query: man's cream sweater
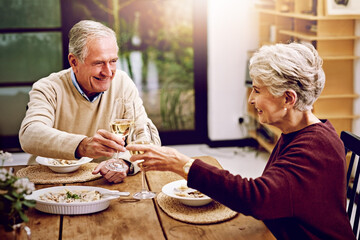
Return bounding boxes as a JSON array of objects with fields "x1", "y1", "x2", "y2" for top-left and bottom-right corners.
[{"x1": 19, "y1": 68, "x2": 160, "y2": 165}]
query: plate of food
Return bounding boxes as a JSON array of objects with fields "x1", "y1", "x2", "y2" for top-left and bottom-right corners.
[
  {"x1": 25, "y1": 186, "x2": 130, "y2": 215},
  {"x1": 162, "y1": 179, "x2": 212, "y2": 207},
  {"x1": 36, "y1": 156, "x2": 93, "y2": 173}
]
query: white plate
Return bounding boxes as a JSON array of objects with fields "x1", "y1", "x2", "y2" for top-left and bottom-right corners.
[
  {"x1": 36, "y1": 157, "x2": 92, "y2": 173},
  {"x1": 25, "y1": 186, "x2": 128, "y2": 215},
  {"x1": 162, "y1": 179, "x2": 212, "y2": 207}
]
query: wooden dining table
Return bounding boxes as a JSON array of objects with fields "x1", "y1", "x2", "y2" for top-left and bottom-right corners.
[{"x1": 2, "y1": 156, "x2": 275, "y2": 240}]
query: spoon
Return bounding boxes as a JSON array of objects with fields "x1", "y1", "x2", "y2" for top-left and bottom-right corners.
[{"x1": 102, "y1": 190, "x2": 130, "y2": 198}]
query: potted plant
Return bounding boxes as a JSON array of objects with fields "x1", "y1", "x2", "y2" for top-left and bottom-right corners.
[{"x1": 0, "y1": 150, "x2": 35, "y2": 236}]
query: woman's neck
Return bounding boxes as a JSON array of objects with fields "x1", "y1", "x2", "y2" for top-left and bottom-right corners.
[{"x1": 278, "y1": 110, "x2": 320, "y2": 134}]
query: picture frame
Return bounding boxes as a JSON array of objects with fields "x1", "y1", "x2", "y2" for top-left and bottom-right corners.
[{"x1": 326, "y1": 0, "x2": 360, "y2": 16}]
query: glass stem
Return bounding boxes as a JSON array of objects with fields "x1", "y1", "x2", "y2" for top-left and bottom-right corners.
[
  {"x1": 141, "y1": 170, "x2": 147, "y2": 192},
  {"x1": 115, "y1": 151, "x2": 126, "y2": 169}
]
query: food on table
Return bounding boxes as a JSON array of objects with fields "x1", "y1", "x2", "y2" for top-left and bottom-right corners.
[
  {"x1": 39, "y1": 189, "x2": 102, "y2": 203},
  {"x1": 50, "y1": 159, "x2": 78, "y2": 165},
  {"x1": 174, "y1": 184, "x2": 206, "y2": 198}
]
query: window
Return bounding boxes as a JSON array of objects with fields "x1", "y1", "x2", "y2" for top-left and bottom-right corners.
[
  {"x1": 0, "y1": 0, "x2": 207, "y2": 150},
  {"x1": 61, "y1": 0, "x2": 208, "y2": 145},
  {"x1": 0, "y1": 0, "x2": 63, "y2": 150}
]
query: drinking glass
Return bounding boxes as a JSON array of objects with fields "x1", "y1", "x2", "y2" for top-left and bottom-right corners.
[
  {"x1": 106, "y1": 99, "x2": 135, "y2": 172},
  {"x1": 128, "y1": 123, "x2": 156, "y2": 199}
]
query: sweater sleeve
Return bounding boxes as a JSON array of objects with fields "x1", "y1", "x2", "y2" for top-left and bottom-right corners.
[
  {"x1": 187, "y1": 159, "x2": 292, "y2": 220},
  {"x1": 19, "y1": 77, "x2": 87, "y2": 160},
  {"x1": 188, "y1": 125, "x2": 347, "y2": 222}
]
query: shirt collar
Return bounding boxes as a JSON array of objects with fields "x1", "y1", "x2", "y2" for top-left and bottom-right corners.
[{"x1": 71, "y1": 69, "x2": 103, "y2": 102}]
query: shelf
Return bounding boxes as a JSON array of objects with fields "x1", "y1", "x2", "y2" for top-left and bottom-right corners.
[
  {"x1": 258, "y1": 9, "x2": 317, "y2": 20},
  {"x1": 254, "y1": 0, "x2": 359, "y2": 152},
  {"x1": 318, "y1": 94, "x2": 360, "y2": 99},
  {"x1": 255, "y1": 52, "x2": 360, "y2": 62},
  {"x1": 279, "y1": 30, "x2": 360, "y2": 41},
  {"x1": 257, "y1": 9, "x2": 360, "y2": 20},
  {"x1": 249, "y1": 130, "x2": 276, "y2": 153},
  {"x1": 254, "y1": 1, "x2": 275, "y2": 9},
  {"x1": 314, "y1": 114, "x2": 360, "y2": 120},
  {"x1": 247, "y1": 112, "x2": 282, "y2": 137},
  {"x1": 322, "y1": 56, "x2": 360, "y2": 60},
  {"x1": 263, "y1": 124, "x2": 282, "y2": 137}
]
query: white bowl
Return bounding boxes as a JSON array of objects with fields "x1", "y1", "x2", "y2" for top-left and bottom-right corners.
[
  {"x1": 25, "y1": 186, "x2": 128, "y2": 215},
  {"x1": 162, "y1": 179, "x2": 212, "y2": 207},
  {"x1": 36, "y1": 157, "x2": 93, "y2": 173}
]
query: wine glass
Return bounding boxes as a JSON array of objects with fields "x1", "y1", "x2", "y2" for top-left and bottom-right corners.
[
  {"x1": 128, "y1": 122, "x2": 156, "y2": 199},
  {"x1": 106, "y1": 99, "x2": 135, "y2": 172}
]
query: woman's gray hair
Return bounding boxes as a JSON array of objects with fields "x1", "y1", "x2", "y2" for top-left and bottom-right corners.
[
  {"x1": 68, "y1": 20, "x2": 117, "y2": 62},
  {"x1": 249, "y1": 42, "x2": 325, "y2": 111}
]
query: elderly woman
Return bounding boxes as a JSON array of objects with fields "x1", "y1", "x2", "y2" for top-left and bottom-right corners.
[{"x1": 126, "y1": 42, "x2": 355, "y2": 240}]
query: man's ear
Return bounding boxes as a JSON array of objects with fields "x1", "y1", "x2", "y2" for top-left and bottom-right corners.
[
  {"x1": 284, "y1": 90, "x2": 297, "y2": 107},
  {"x1": 68, "y1": 53, "x2": 78, "y2": 72}
]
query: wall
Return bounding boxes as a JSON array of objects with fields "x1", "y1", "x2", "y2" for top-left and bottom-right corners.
[
  {"x1": 207, "y1": 2, "x2": 360, "y2": 141},
  {"x1": 207, "y1": 0, "x2": 258, "y2": 141}
]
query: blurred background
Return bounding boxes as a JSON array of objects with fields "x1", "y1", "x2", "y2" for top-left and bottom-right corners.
[
  {"x1": 0, "y1": 0, "x2": 258, "y2": 152},
  {"x1": 0, "y1": 0, "x2": 359, "y2": 154}
]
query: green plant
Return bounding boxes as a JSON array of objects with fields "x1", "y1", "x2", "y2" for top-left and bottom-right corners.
[
  {"x1": 151, "y1": 41, "x2": 194, "y2": 130},
  {"x1": 68, "y1": 0, "x2": 195, "y2": 131},
  {"x1": 0, "y1": 151, "x2": 35, "y2": 231}
]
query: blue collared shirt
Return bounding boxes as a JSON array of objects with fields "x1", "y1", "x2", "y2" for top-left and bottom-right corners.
[{"x1": 71, "y1": 69, "x2": 103, "y2": 102}]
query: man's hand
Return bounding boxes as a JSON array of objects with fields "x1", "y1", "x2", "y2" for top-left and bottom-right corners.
[
  {"x1": 75, "y1": 129, "x2": 126, "y2": 159},
  {"x1": 92, "y1": 159, "x2": 129, "y2": 183}
]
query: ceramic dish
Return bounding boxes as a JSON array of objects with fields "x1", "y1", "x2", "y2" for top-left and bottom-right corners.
[
  {"x1": 25, "y1": 186, "x2": 129, "y2": 215},
  {"x1": 162, "y1": 179, "x2": 212, "y2": 207},
  {"x1": 36, "y1": 156, "x2": 93, "y2": 173}
]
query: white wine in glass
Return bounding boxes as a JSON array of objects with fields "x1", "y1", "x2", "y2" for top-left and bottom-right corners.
[
  {"x1": 106, "y1": 99, "x2": 135, "y2": 172},
  {"x1": 110, "y1": 119, "x2": 133, "y2": 137},
  {"x1": 109, "y1": 99, "x2": 135, "y2": 138},
  {"x1": 128, "y1": 140, "x2": 152, "y2": 155},
  {"x1": 128, "y1": 123, "x2": 156, "y2": 199}
]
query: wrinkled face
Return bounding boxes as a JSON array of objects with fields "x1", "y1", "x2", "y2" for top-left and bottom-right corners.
[
  {"x1": 248, "y1": 82, "x2": 286, "y2": 126},
  {"x1": 69, "y1": 37, "x2": 119, "y2": 98}
]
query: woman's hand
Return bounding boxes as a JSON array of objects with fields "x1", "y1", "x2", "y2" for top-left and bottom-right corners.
[{"x1": 126, "y1": 144, "x2": 192, "y2": 178}]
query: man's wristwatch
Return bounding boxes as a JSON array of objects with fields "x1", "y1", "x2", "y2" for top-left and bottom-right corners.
[
  {"x1": 183, "y1": 159, "x2": 195, "y2": 179},
  {"x1": 128, "y1": 162, "x2": 134, "y2": 174},
  {"x1": 122, "y1": 160, "x2": 133, "y2": 174}
]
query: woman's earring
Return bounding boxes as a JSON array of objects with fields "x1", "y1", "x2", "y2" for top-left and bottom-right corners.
[{"x1": 284, "y1": 107, "x2": 287, "y2": 111}]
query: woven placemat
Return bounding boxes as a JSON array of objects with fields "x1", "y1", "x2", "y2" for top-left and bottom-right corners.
[
  {"x1": 16, "y1": 163, "x2": 102, "y2": 184},
  {"x1": 157, "y1": 192, "x2": 238, "y2": 224}
]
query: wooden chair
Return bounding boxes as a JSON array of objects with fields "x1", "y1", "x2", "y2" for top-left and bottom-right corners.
[{"x1": 341, "y1": 131, "x2": 360, "y2": 238}]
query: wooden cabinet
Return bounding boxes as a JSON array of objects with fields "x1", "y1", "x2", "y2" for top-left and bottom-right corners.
[{"x1": 250, "y1": 0, "x2": 360, "y2": 153}]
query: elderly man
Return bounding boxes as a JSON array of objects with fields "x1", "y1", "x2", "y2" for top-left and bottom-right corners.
[{"x1": 19, "y1": 20, "x2": 160, "y2": 183}]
